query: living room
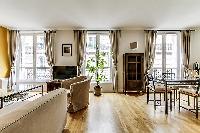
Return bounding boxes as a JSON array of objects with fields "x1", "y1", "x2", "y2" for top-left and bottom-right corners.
[{"x1": 1, "y1": 0, "x2": 200, "y2": 133}]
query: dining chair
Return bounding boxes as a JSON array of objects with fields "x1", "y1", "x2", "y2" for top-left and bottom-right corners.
[
  {"x1": 146, "y1": 73, "x2": 173, "y2": 111},
  {"x1": 162, "y1": 72, "x2": 177, "y2": 106},
  {"x1": 178, "y1": 85, "x2": 200, "y2": 118}
]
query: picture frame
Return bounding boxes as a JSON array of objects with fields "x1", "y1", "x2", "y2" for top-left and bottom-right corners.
[{"x1": 62, "y1": 44, "x2": 72, "y2": 56}]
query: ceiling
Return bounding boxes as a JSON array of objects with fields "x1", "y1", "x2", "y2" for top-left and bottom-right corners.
[{"x1": 1, "y1": 0, "x2": 200, "y2": 30}]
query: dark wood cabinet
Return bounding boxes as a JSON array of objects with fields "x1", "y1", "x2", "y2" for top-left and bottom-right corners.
[{"x1": 123, "y1": 53, "x2": 144, "y2": 94}]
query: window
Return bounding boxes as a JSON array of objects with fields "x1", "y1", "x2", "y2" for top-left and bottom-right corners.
[
  {"x1": 84, "y1": 32, "x2": 112, "y2": 82},
  {"x1": 16, "y1": 32, "x2": 51, "y2": 90},
  {"x1": 153, "y1": 32, "x2": 181, "y2": 79}
]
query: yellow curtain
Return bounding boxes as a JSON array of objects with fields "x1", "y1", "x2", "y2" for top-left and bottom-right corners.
[{"x1": 0, "y1": 26, "x2": 10, "y2": 78}]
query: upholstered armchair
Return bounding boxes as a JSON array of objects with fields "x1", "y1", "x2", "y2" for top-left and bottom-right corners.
[
  {"x1": 62, "y1": 76, "x2": 87, "y2": 89},
  {"x1": 62, "y1": 76, "x2": 91, "y2": 113}
]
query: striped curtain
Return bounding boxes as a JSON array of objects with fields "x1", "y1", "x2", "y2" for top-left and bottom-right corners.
[
  {"x1": 9, "y1": 30, "x2": 20, "y2": 90},
  {"x1": 181, "y1": 30, "x2": 191, "y2": 70},
  {"x1": 44, "y1": 30, "x2": 56, "y2": 66},
  {"x1": 74, "y1": 30, "x2": 87, "y2": 75},
  {"x1": 144, "y1": 30, "x2": 157, "y2": 84},
  {"x1": 9, "y1": 30, "x2": 20, "y2": 66},
  {"x1": 109, "y1": 30, "x2": 121, "y2": 92}
]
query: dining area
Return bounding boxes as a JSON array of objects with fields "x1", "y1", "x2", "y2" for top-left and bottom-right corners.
[{"x1": 146, "y1": 69, "x2": 200, "y2": 119}]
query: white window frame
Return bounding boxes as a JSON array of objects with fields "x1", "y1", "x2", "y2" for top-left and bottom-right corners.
[
  {"x1": 153, "y1": 31, "x2": 181, "y2": 79},
  {"x1": 83, "y1": 31, "x2": 113, "y2": 83},
  {"x1": 15, "y1": 31, "x2": 51, "y2": 90}
]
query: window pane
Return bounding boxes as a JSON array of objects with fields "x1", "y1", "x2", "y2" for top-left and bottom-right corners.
[
  {"x1": 84, "y1": 33, "x2": 112, "y2": 82},
  {"x1": 85, "y1": 53, "x2": 96, "y2": 65},
  {"x1": 86, "y1": 34, "x2": 96, "y2": 52},
  {"x1": 19, "y1": 33, "x2": 51, "y2": 83},
  {"x1": 36, "y1": 35, "x2": 49, "y2": 67},
  {"x1": 153, "y1": 34, "x2": 162, "y2": 69},
  {"x1": 101, "y1": 68, "x2": 111, "y2": 82},
  {"x1": 100, "y1": 35, "x2": 110, "y2": 52},
  {"x1": 36, "y1": 68, "x2": 51, "y2": 80},
  {"x1": 166, "y1": 34, "x2": 177, "y2": 68},
  {"x1": 19, "y1": 67, "x2": 34, "y2": 80},
  {"x1": 85, "y1": 69, "x2": 96, "y2": 82},
  {"x1": 166, "y1": 34, "x2": 177, "y2": 77},
  {"x1": 18, "y1": 84, "x2": 35, "y2": 91},
  {"x1": 152, "y1": 33, "x2": 179, "y2": 79},
  {"x1": 20, "y1": 35, "x2": 33, "y2": 67},
  {"x1": 102, "y1": 52, "x2": 111, "y2": 68}
]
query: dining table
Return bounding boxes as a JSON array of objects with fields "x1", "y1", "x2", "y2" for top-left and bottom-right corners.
[{"x1": 164, "y1": 79, "x2": 200, "y2": 114}]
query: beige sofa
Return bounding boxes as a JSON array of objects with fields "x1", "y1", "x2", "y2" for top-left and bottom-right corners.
[
  {"x1": 0, "y1": 88, "x2": 67, "y2": 133},
  {"x1": 62, "y1": 76, "x2": 91, "y2": 113}
]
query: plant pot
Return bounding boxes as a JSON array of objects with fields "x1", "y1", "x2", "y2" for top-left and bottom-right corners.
[{"x1": 94, "y1": 85, "x2": 102, "y2": 96}]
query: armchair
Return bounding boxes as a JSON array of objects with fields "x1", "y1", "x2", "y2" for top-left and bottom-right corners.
[{"x1": 62, "y1": 76, "x2": 91, "y2": 113}]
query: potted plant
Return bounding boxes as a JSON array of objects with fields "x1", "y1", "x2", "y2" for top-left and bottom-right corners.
[{"x1": 86, "y1": 50, "x2": 106, "y2": 96}]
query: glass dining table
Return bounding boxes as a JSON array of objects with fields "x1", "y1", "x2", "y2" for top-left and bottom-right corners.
[{"x1": 164, "y1": 79, "x2": 200, "y2": 114}]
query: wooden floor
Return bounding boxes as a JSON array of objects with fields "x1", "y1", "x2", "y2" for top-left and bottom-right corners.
[{"x1": 64, "y1": 93, "x2": 200, "y2": 133}]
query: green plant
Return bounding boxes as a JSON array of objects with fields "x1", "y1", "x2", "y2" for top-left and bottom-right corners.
[{"x1": 86, "y1": 51, "x2": 107, "y2": 86}]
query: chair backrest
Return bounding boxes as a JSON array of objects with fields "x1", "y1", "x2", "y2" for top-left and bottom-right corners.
[
  {"x1": 147, "y1": 74, "x2": 154, "y2": 81},
  {"x1": 162, "y1": 72, "x2": 175, "y2": 80}
]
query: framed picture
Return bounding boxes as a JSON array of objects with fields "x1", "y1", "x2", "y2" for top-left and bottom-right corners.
[{"x1": 62, "y1": 44, "x2": 72, "y2": 56}]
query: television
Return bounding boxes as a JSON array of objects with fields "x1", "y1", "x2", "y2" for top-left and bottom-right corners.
[{"x1": 53, "y1": 66, "x2": 78, "y2": 80}]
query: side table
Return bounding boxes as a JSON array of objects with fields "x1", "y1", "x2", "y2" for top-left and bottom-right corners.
[{"x1": 46, "y1": 81, "x2": 62, "y2": 92}]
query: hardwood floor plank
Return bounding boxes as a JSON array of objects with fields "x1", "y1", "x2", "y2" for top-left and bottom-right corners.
[{"x1": 64, "y1": 93, "x2": 200, "y2": 133}]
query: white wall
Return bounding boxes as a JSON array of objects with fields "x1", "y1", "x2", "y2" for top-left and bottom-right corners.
[
  {"x1": 118, "y1": 30, "x2": 145, "y2": 92},
  {"x1": 190, "y1": 30, "x2": 200, "y2": 67},
  {"x1": 54, "y1": 29, "x2": 200, "y2": 92},
  {"x1": 54, "y1": 30, "x2": 76, "y2": 66},
  {"x1": 54, "y1": 30, "x2": 146, "y2": 92}
]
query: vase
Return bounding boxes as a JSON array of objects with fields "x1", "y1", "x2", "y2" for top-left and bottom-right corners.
[{"x1": 94, "y1": 85, "x2": 101, "y2": 96}]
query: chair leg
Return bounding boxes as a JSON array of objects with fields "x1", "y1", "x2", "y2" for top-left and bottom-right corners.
[
  {"x1": 159, "y1": 93, "x2": 162, "y2": 105},
  {"x1": 173, "y1": 90, "x2": 176, "y2": 106},
  {"x1": 147, "y1": 87, "x2": 149, "y2": 104},
  {"x1": 188, "y1": 95, "x2": 190, "y2": 106},
  {"x1": 196, "y1": 96, "x2": 198, "y2": 119},
  {"x1": 194, "y1": 97, "x2": 196, "y2": 109},
  {"x1": 178, "y1": 91, "x2": 180, "y2": 112},
  {"x1": 164, "y1": 93, "x2": 165, "y2": 101},
  {"x1": 170, "y1": 92, "x2": 172, "y2": 111},
  {"x1": 176, "y1": 89, "x2": 178, "y2": 99},
  {"x1": 154, "y1": 92, "x2": 156, "y2": 110}
]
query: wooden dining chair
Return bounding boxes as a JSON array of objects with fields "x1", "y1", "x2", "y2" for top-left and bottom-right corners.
[{"x1": 178, "y1": 85, "x2": 200, "y2": 118}]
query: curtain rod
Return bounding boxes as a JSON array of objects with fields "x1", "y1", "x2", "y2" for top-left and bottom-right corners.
[
  {"x1": 87, "y1": 30, "x2": 110, "y2": 31},
  {"x1": 144, "y1": 30, "x2": 195, "y2": 32}
]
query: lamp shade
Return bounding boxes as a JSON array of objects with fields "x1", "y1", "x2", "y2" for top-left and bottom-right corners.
[{"x1": 130, "y1": 42, "x2": 137, "y2": 49}]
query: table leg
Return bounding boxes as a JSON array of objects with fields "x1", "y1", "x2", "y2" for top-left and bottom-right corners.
[
  {"x1": 42, "y1": 85, "x2": 44, "y2": 96},
  {"x1": 147, "y1": 86, "x2": 149, "y2": 104},
  {"x1": 0, "y1": 97, "x2": 3, "y2": 109},
  {"x1": 165, "y1": 81, "x2": 168, "y2": 114}
]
